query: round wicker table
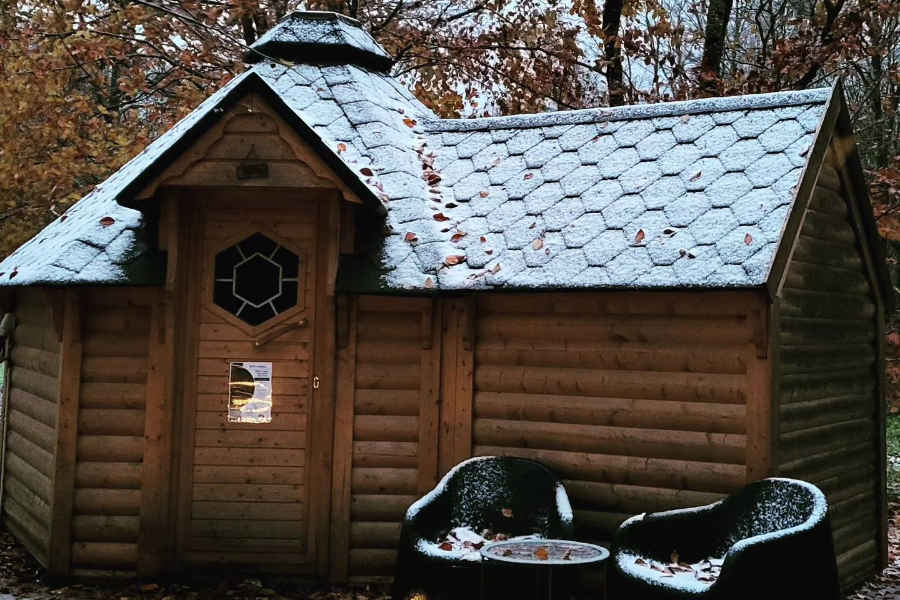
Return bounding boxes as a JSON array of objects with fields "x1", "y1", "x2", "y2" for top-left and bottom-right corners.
[{"x1": 479, "y1": 539, "x2": 609, "y2": 600}]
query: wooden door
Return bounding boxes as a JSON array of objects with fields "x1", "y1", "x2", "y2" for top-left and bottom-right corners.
[{"x1": 175, "y1": 195, "x2": 329, "y2": 571}]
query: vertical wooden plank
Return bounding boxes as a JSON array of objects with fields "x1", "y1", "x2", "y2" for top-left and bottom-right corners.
[
  {"x1": 453, "y1": 299, "x2": 475, "y2": 467},
  {"x1": 438, "y1": 302, "x2": 459, "y2": 476},
  {"x1": 876, "y1": 302, "x2": 888, "y2": 569},
  {"x1": 138, "y1": 293, "x2": 174, "y2": 576},
  {"x1": 47, "y1": 289, "x2": 82, "y2": 575},
  {"x1": 745, "y1": 297, "x2": 773, "y2": 482},
  {"x1": 173, "y1": 201, "x2": 204, "y2": 559},
  {"x1": 309, "y1": 197, "x2": 339, "y2": 573},
  {"x1": 418, "y1": 300, "x2": 441, "y2": 494},
  {"x1": 329, "y1": 296, "x2": 357, "y2": 582}
]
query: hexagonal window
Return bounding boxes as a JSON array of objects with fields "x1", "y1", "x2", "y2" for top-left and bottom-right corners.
[{"x1": 213, "y1": 233, "x2": 300, "y2": 327}]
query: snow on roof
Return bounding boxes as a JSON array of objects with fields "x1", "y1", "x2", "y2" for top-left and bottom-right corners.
[
  {"x1": 0, "y1": 10, "x2": 834, "y2": 292},
  {"x1": 244, "y1": 11, "x2": 393, "y2": 72}
]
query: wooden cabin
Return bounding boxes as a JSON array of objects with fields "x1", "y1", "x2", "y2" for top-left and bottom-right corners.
[{"x1": 0, "y1": 10, "x2": 890, "y2": 591}]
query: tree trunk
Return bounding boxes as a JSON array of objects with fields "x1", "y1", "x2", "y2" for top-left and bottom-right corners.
[
  {"x1": 603, "y1": 0, "x2": 626, "y2": 106},
  {"x1": 700, "y1": 0, "x2": 734, "y2": 89}
]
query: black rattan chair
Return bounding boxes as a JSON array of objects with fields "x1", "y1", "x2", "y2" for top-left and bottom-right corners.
[
  {"x1": 392, "y1": 456, "x2": 574, "y2": 600},
  {"x1": 608, "y1": 478, "x2": 841, "y2": 600}
]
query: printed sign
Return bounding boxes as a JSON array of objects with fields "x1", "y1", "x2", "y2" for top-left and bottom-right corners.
[{"x1": 228, "y1": 362, "x2": 273, "y2": 423}]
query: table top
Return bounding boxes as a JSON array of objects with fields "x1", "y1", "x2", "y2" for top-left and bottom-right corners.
[{"x1": 480, "y1": 539, "x2": 609, "y2": 566}]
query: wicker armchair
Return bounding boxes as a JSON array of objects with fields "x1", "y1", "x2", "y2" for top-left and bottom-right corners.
[{"x1": 609, "y1": 478, "x2": 841, "y2": 600}]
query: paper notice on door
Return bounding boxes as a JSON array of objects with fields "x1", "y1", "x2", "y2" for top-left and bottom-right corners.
[{"x1": 228, "y1": 362, "x2": 273, "y2": 423}]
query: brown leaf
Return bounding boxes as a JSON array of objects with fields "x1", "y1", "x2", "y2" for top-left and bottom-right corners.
[
  {"x1": 427, "y1": 173, "x2": 442, "y2": 185},
  {"x1": 439, "y1": 542, "x2": 453, "y2": 551},
  {"x1": 336, "y1": 142, "x2": 347, "y2": 153},
  {"x1": 534, "y1": 546, "x2": 549, "y2": 561},
  {"x1": 689, "y1": 171, "x2": 702, "y2": 182},
  {"x1": 450, "y1": 232, "x2": 466, "y2": 243},
  {"x1": 99, "y1": 216, "x2": 115, "y2": 227},
  {"x1": 635, "y1": 229, "x2": 645, "y2": 244},
  {"x1": 480, "y1": 236, "x2": 487, "y2": 243},
  {"x1": 360, "y1": 167, "x2": 375, "y2": 177},
  {"x1": 532, "y1": 238, "x2": 544, "y2": 250},
  {"x1": 524, "y1": 173, "x2": 534, "y2": 180},
  {"x1": 404, "y1": 232, "x2": 418, "y2": 243},
  {"x1": 485, "y1": 249, "x2": 493, "y2": 255},
  {"x1": 501, "y1": 508, "x2": 514, "y2": 518},
  {"x1": 424, "y1": 277, "x2": 434, "y2": 289},
  {"x1": 479, "y1": 190, "x2": 490, "y2": 198},
  {"x1": 444, "y1": 255, "x2": 465, "y2": 266},
  {"x1": 433, "y1": 213, "x2": 450, "y2": 222},
  {"x1": 403, "y1": 117, "x2": 418, "y2": 128},
  {"x1": 744, "y1": 233, "x2": 753, "y2": 245},
  {"x1": 490, "y1": 263, "x2": 502, "y2": 274}
]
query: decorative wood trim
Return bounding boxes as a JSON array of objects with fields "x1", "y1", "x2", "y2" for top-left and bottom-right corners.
[
  {"x1": 328, "y1": 295, "x2": 357, "y2": 582},
  {"x1": 138, "y1": 292, "x2": 175, "y2": 576},
  {"x1": 42, "y1": 290, "x2": 65, "y2": 342},
  {"x1": 309, "y1": 198, "x2": 339, "y2": 574},
  {"x1": 418, "y1": 300, "x2": 441, "y2": 494},
  {"x1": 768, "y1": 87, "x2": 842, "y2": 300},
  {"x1": 438, "y1": 302, "x2": 459, "y2": 476},
  {"x1": 47, "y1": 289, "x2": 82, "y2": 575},
  {"x1": 173, "y1": 202, "x2": 205, "y2": 560},
  {"x1": 745, "y1": 295, "x2": 773, "y2": 482},
  {"x1": 453, "y1": 300, "x2": 475, "y2": 466},
  {"x1": 768, "y1": 296, "x2": 782, "y2": 477}
]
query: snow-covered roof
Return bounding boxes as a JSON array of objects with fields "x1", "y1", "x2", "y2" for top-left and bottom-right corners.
[
  {"x1": 0, "y1": 11, "x2": 836, "y2": 292},
  {"x1": 244, "y1": 11, "x2": 393, "y2": 73}
]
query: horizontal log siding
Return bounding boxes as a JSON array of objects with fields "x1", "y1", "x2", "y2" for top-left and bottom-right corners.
[
  {"x1": 3, "y1": 289, "x2": 60, "y2": 565},
  {"x1": 71, "y1": 290, "x2": 152, "y2": 572},
  {"x1": 471, "y1": 293, "x2": 757, "y2": 547},
  {"x1": 777, "y1": 162, "x2": 879, "y2": 589},
  {"x1": 347, "y1": 297, "x2": 424, "y2": 578}
]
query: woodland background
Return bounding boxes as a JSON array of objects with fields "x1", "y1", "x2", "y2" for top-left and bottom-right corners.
[{"x1": 1, "y1": 0, "x2": 900, "y2": 397}]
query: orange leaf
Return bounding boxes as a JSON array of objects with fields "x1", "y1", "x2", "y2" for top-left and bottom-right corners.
[
  {"x1": 501, "y1": 508, "x2": 514, "y2": 518},
  {"x1": 439, "y1": 542, "x2": 453, "y2": 551},
  {"x1": 444, "y1": 255, "x2": 465, "y2": 266},
  {"x1": 337, "y1": 142, "x2": 347, "y2": 153},
  {"x1": 534, "y1": 547, "x2": 549, "y2": 561},
  {"x1": 635, "y1": 229, "x2": 645, "y2": 244},
  {"x1": 403, "y1": 117, "x2": 417, "y2": 128},
  {"x1": 479, "y1": 190, "x2": 490, "y2": 198}
]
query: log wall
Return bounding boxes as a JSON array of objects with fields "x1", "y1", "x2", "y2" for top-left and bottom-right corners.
[
  {"x1": 3, "y1": 289, "x2": 60, "y2": 565},
  {"x1": 332, "y1": 296, "x2": 439, "y2": 581},
  {"x1": 70, "y1": 289, "x2": 156, "y2": 574},
  {"x1": 469, "y1": 294, "x2": 763, "y2": 547},
  {"x1": 777, "y1": 160, "x2": 880, "y2": 588}
]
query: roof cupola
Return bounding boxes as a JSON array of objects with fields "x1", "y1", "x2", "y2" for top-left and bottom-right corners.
[{"x1": 243, "y1": 11, "x2": 393, "y2": 73}]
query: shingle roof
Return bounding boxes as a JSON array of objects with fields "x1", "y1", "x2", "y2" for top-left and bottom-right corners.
[
  {"x1": 425, "y1": 89, "x2": 831, "y2": 290},
  {"x1": 0, "y1": 11, "x2": 834, "y2": 292}
]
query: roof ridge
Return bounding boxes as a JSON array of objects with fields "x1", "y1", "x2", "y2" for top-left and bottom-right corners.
[{"x1": 425, "y1": 87, "x2": 833, "y2": 133}]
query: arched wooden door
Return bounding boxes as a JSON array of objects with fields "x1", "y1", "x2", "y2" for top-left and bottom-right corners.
[{"x1": 173, "y1": 192, "x2": 335, "y2": 573}]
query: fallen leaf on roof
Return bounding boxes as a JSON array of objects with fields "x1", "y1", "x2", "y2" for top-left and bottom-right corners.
[
  {"x1": 403, "y1": 117, "x2": 417, "y2": 128},
  {"x1": 744, "y1": 233, "x2": 753, "y2": 245},
  {"x1": 360, "y1": 167, "x2": 374, "y2": 177},
  {"x1": 434, "y1": 213, "x2": 450, "y2": 222},
  {"x1": 451, "y1": 232, "x2": 466, "y2": 243},
  {"x1": 480, "y1": 191, "x2": 490, "y2": 198},
  {"x1": 490, "y1": 263, "x2": 502, "y2": 274},
  {"x1": 337, "y1": 143, "x2": 347, "y2": 153},
  {"x1": 524, "y1": 173, "x2": 534, "y2": 180},
  {"x1": 501, "y1": 508, "x2": 514, "y2": 517},
  {"x1": 404, "y1": 232, "x2": 418, "y2": 243},
  {"x1": 425, "y1": 277, "x2": 434, "y2": 289},
  {"x1": 534, "y1": 547, "x2": 549, "y2": 561},
  {"x1": 444, "y1": 255, "x2": 465, "y2": 266},
  {"x1": 99, "y1": 216, "x2": 115, "y2": 227},
  {"x1": 532, "y1": 238, "x2": 544, "y2": 250},
  {"x1": 690, "y1": 171, "x2": 702, "y2": 182},
  {"x1": 635, "y1": 229, "x2": 645, "y2": 244}
]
